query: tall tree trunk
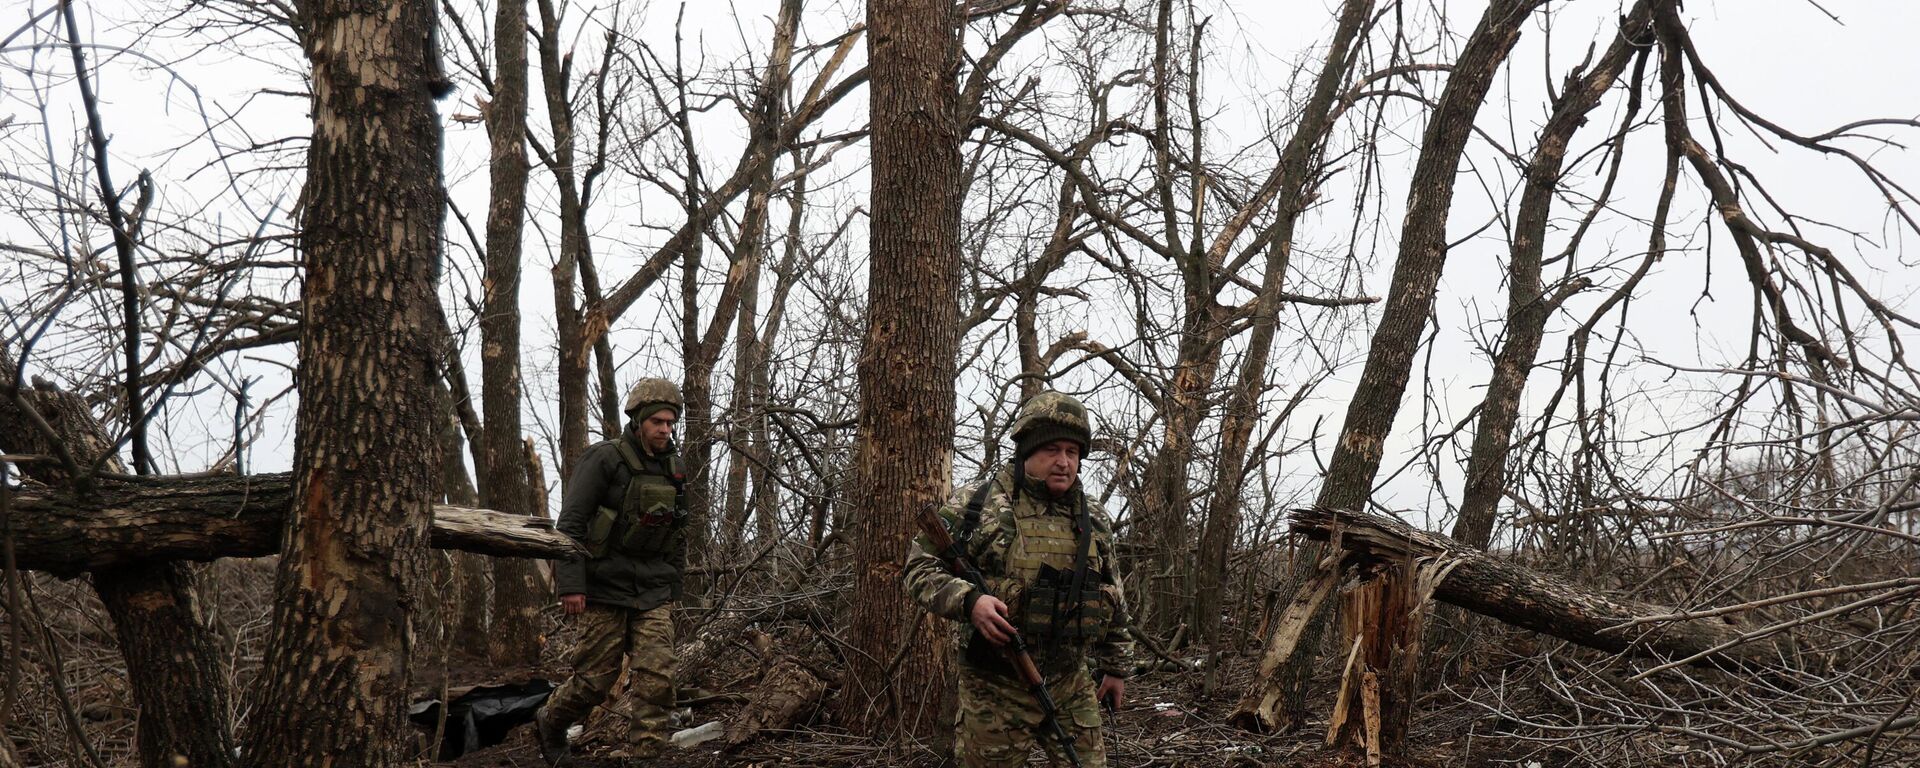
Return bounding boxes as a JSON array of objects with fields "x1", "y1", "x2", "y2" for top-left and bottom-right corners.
[
  {"x1": 93, "y1": 565, "x2": 236, "y2": 768},
  {"x1": 430, "y1": 374, "x2": 491, "y2": 657},
  {"x1": 1250, "y1": 0, "x2": 1548, "y2": 733},
  {"x1": 1133, "y1": 0, "x2": 1198, "y2": 636},
  {"x1": 721, "y1": 250, "x2": 764, "y2": 555},
  {"x1": 719, "y1": 156, "x2": 778, "y2": 556},
  {"x1": 484, "y1": 0, "x2": 544, "y2": 666},
  {"x1": 535, "y1": 0, "x2": 592, "y2": 482},
  {"x1": 244, "y1": 0, "x2": 445, "y2": 760},
  {"x1": 833, "y1": 0, "x2": 961, "y2": 738},
  {"x1": 748, "y1": 174, "x2": 811, "y2": 546},
  {"x1": 0, "y1": 354, "x2": 236, "y2": 768},
  {"x1": 1453, "y1": 0, "x2": 1653, "y2": 552},
  {"x1": 1194, "y1": 0, "x2": 1373, "y2": 687},
  {"x1": 682, "y1": 0, "x2": 798, "y2": 564}
]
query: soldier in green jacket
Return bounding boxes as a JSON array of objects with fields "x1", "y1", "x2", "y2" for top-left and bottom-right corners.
[
  {"x1": 535, "y1": 377, "x2": 690, "y2": 765},
  {"x1": 905, "y1": 391, "x2": 1133, "y2": 767}
]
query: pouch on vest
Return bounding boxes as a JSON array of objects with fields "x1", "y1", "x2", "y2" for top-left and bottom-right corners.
[
  {"x1": 614, "y1": 473, "x2": 681, "y2": 557},
  {"x1": 585, "y1": 505, "x2": 622, "y2": 559},
  {"x1": 610, "y1": 441, "x2": 686, "y2": 558},
  {"x1": 1017, "y1": 563, "x2": 1110, "y2": 652}
]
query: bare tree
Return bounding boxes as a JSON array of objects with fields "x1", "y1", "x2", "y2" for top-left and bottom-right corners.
[
  {"x1": 1246, "y1": 0, "x2": 1551, "y2": 733},
  {"x1": 477, "y1": 0, "x2": 545, "y2": 666},
  {"x1": 834, "y1": 0, "x2": 963, "y2": 739},
  {"x1": 241, "y1": 0, "x2": 446, "y2": 761}
]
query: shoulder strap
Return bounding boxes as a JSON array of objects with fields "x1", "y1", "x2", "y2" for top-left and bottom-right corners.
[
  {"x1": 955, "y1": 475, "x2": 997, "y2": 548},
  {"x1": 613, "y1": 439, "x2": 647, "y2": 473},
  {"x1": 1066, "y1": 491, "x2": 1094, "y2": 616}
]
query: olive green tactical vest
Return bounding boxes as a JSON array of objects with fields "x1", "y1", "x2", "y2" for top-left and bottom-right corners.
[
  {"x1": 971, "y1": 478, "x2": 1112, "y2": 662},
  {"x1": 586, "y1": 439, "x2": 686, "y2": 559}
]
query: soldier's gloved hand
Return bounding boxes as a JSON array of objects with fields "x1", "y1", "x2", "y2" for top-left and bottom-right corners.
[
  {"x1": 970, "y1": 594, "x2": 1018, "y2": 646},
  {"x1": 560, "y1": 593, "x2": 586, "y2": 615}
]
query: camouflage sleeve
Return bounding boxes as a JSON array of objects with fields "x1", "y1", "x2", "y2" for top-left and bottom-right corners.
[
  {"x1": 1092, "y1": 534, "x2": 1134, "y2": 678},
  {"x1": 554, "y1": 443, "x2": 612, "y2": 596},
  {"x1": 902, "y1": 505, "x2": 979, "y2": 623}
]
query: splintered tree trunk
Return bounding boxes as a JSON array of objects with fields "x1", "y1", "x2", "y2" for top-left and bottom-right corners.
[
  {"x1": 833, "y1": 0, "x2": 961, "y2": 738},
  {"x1": 1325, "y1": 560, "x2": 1429, "y2": 765},
  {"x1": 483, "y1": 0, "x2": 543, "y2": 667},
  {"x1": 1258, "y1": 0, "x2": 1548, "y2": 732},
  {"x1": 0, "y1": 353, "x2": 236, "y2": 768},
  {"x1": 244, "y1": 0, "x2": 445, "y2": 762},
  {"x1": 1292, "y1": 507, "x2": 1782, "y2": 671}
]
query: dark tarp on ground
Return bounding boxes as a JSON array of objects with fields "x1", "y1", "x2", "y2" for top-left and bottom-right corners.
[{"x1": 408, "y1": 679, "x2": 556, "y2": 759}]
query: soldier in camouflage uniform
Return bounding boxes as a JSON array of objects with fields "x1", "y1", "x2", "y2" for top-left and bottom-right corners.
[
  {"x1": 906, "y1": 391, "x2": 1133, "y2": 767},
  {"x1": 534, "y1": 378, "x2": 691, "y2": 765}
]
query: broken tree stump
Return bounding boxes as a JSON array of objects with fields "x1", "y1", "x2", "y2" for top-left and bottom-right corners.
[
  {"x1": 1229, "y1": 551, "x2": 1342, "y2": 734},
  {"x1": 1324, "y1": 553, "x2": 1454, "y2": 766},
  {"x1": 722, "y1": 657, "x2": 829, "y2": 748},
  {"x1": 1287, "y1": 507, "x2": 1781, "y2": 671},
  {"x1": 8, "y1": 473, "x2": 580, "y2": 576}
]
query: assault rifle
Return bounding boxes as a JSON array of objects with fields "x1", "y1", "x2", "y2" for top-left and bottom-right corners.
[{"x1": 915, "y1": 504, "x2": 1083, "y2": 768}]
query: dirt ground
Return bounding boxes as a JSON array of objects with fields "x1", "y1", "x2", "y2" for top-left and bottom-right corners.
[{"x1": 437, "y1": 654, "x2": 1558, "y2": 768}]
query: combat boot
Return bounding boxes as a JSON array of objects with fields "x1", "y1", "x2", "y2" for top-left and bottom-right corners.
[{"x1": 533, "y1": 705, "x2": 569, "y2": 766}]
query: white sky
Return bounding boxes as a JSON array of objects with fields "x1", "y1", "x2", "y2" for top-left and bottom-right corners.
[{"x1": 4, "y1": 0, "x2": 1918, "y2": 537}]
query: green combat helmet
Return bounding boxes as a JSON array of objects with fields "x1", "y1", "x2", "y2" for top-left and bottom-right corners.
[
  {"x1": 623, "y1": 378, "x2": 683, "y2": 422},
  {"x1": 1010, "y1": 390, "x2": 1094, "y2": 461}
]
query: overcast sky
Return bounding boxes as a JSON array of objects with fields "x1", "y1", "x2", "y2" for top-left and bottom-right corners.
[{"x1": 4, "y1": 0, "x2": 1917, "y2": 534}]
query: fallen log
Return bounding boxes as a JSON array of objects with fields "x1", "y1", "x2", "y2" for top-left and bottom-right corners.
[
  {"x1": 723, "y1": 657, "x2": 829, "y2": 748},
  {"x1": 1288, "y1": 507, "x2": 1781, "y2": 672},
  {"x1": 9, "y1": 473, "x2": 579, "y2": 576}
]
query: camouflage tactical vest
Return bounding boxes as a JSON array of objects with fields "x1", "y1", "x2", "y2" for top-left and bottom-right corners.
[
  {"x1": 585, "y1": 439, "x2": 687, "y2": 559},
  {"x1": 966, "y1": 475, "x2": 1112, "y2": 668}
]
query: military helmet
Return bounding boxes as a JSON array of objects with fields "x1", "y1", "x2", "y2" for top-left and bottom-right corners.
[
  {"x1": 1010, "y1": 390, "x2": 1094, "y2": 460},
  {"x1": 623, "y1": 377, "x2": 683, "y2": 416}
]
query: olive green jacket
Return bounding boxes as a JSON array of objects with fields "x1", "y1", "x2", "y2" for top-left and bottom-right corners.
[
  {"x1": 904, "y1": 467, "x2": 1133, "y2": 678},
  {"x1": 555, "y1": 435, "x2": 687, "y2": 611}
]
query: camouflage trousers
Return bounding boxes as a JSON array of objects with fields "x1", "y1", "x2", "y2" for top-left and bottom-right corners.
[
  {"x1": 955, "y1": 663, "x2": 1105, "y2": 767},
  {"x1": 544, "y1": 603, "x2": 676, "y2": 756}
]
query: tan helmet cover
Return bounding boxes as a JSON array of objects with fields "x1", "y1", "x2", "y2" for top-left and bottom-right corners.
[{"x1": 622, "y1": 377, "x2": 684, "y2": 416}]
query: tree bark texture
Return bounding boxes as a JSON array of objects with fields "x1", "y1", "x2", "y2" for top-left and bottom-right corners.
[
  {"x1": 1290, "y1": 507, "x2": 1780, "y2": 671},
  {"x1": 0, "y1": 353, "x2": 236, "y2": 768},
  {"x1": 483, "y1": 0, "x2": 544, "y2": 667},
  {"x1": 534, "y1": 0, "x2": 593, "y2": 485},
  {"x1": 245, "y1": 0, "x2": 446, "y2": 760},
  {"x1": 1267, "y1": 0, "x2": 1548, "y2": 725},
  {"x1": 833, "y1": 0, "x2": 962, "y2": 738},
  {"x1": 93, "y1": 564, "x2": 237, "y2": 768},
  {"x1": 7, "y1": 475, "x2": 577, "y2": 575}
]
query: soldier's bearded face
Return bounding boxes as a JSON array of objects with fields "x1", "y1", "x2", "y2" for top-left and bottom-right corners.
[
  {"x1": 639, "y1": 410, "x2": 677, "y2": 454},
  {"x1": 1023, "y1": 440, "x2": 1081, "y2": 495}
]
